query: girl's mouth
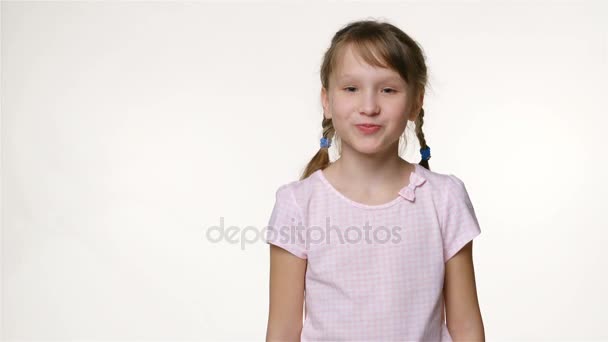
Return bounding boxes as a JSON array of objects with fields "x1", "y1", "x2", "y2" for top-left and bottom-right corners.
[{"x1": 355, "y1": 124, "x2": 381, "y2": 134}]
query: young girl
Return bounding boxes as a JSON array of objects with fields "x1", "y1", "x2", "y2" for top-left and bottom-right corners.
[{"x1": 265, "y1": 19, "x2": 484, "y2": 342}]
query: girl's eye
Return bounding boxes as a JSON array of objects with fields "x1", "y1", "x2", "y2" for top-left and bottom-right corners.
[{"x1": 343, "y1": 87, "x2": 397, "y2": 94}]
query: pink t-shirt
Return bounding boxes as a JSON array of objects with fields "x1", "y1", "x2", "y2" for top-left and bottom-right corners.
[{"x1": 264, "y1": 163, "x2": 482, "y2": 341}]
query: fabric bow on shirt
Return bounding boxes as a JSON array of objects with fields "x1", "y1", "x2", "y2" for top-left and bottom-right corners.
[{"x1": 398, "y1": 171, "x2": 427, "y2": 202}]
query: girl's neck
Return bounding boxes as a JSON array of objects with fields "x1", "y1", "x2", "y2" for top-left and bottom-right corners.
[{"x1": 326, "y1": 155, "x2": 413, "y2": 190}]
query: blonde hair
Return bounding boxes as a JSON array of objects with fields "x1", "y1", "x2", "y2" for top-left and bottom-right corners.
[{"x1": 300, "y1": 19, "x2": 430, "y2": 180}]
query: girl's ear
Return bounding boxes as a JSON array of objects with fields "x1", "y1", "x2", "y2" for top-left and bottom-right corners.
[
  {"x1": 321, "y1": 87, "x2": 332, "y2": 119},
  {"x1": 408, "y1": 90, "x2": 425, "y2": 122},
  {"x1": 407, "y1": 110, "x2": 417, "y2": 122},
  {"x1": 407, "y1": 105, "x2": 419, "y2": 122}
]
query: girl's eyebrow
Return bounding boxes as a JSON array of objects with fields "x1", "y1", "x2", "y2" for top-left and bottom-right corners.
[{"x1": 338, "y1": 74, "x2": 403, "y2": 83}]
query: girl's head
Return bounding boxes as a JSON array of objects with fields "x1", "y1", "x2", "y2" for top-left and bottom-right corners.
[{"x1": 301, "y1": 19, "x2": 430, "y2": 180}]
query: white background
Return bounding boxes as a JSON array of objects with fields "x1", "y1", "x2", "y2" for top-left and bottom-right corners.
[{"x1": 2, "y1": 0, "x2": 607, "y2": 340}]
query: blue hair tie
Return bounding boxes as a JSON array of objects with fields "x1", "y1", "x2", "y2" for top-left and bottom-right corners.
[
  {"x1": 320, "y1": 137, "x2": 332, "y2": 148},
  {"x1": 420, "y1": 146, "x2": 431, "y2": 161}
]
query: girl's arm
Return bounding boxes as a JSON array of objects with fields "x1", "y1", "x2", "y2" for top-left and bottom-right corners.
[
  {"x1": 266, "y1": 244, "x2": 307, "y2": 342},
  {"x1": 444, "y1": 241, "x2": 485, "y2": 341}
]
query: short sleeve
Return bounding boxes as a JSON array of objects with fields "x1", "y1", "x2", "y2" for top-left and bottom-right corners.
[
  {"x1": 264, "y1": 184, "x2": 308, "y2": 259},
  {"x1": 440, "y1": 174, "x2": 482, "y2": 263}
]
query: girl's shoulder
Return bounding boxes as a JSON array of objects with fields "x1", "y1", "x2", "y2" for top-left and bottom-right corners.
[
  {"x1": 413, "y1": 164, "x2": 473, "y2": 196},
  {"x1": 410, "y1": 163, "x2": 459, "y2": 186},
  {"x1": 272, "y1": 170, "x2": 319, "y2": 206}
]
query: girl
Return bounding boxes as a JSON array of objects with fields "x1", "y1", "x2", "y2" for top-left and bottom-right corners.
[{"x1": 265, "y1": 19, "x2": 484, "y2": 342}]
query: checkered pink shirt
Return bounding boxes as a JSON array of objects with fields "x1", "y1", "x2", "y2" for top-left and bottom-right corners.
[{"x1": 265, "y1": 163, "x2": 481, "y2": 341}]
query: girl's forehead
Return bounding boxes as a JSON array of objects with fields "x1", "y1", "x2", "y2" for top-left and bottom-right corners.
[
  {"x1": 338, "y1": 45, "x2": 384, "y2": 68},
  {"x1": 334, "y1": 45, "x2": 401, "y2": 81},
  {"x1": 335, "y1": 66, "x2": 402, "y2": 81}
]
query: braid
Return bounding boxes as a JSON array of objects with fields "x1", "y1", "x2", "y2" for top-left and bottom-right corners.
[
  {"x1": 300, "y1": 116, "x2": 335, "y2": 180},
  {"x1": 415, "y1": 108, "x2": 431, "y2": 170},
  {"x1": 322, "y1": 117, "x2": 335, "y2": 141}
]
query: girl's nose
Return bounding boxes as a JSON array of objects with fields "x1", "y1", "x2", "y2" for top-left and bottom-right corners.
[{"x1": 359, "y1": 93, "x2": 380, "y2": 116}]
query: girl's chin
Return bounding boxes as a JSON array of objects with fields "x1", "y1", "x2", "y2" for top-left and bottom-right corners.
[{"x1": 345, "y1": 140, "x2": 390, "y2": 154}]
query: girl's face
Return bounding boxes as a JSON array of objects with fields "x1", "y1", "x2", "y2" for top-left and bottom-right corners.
[{"x1": 321, "y1": 45, "x2": 421, "y2": 156}]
